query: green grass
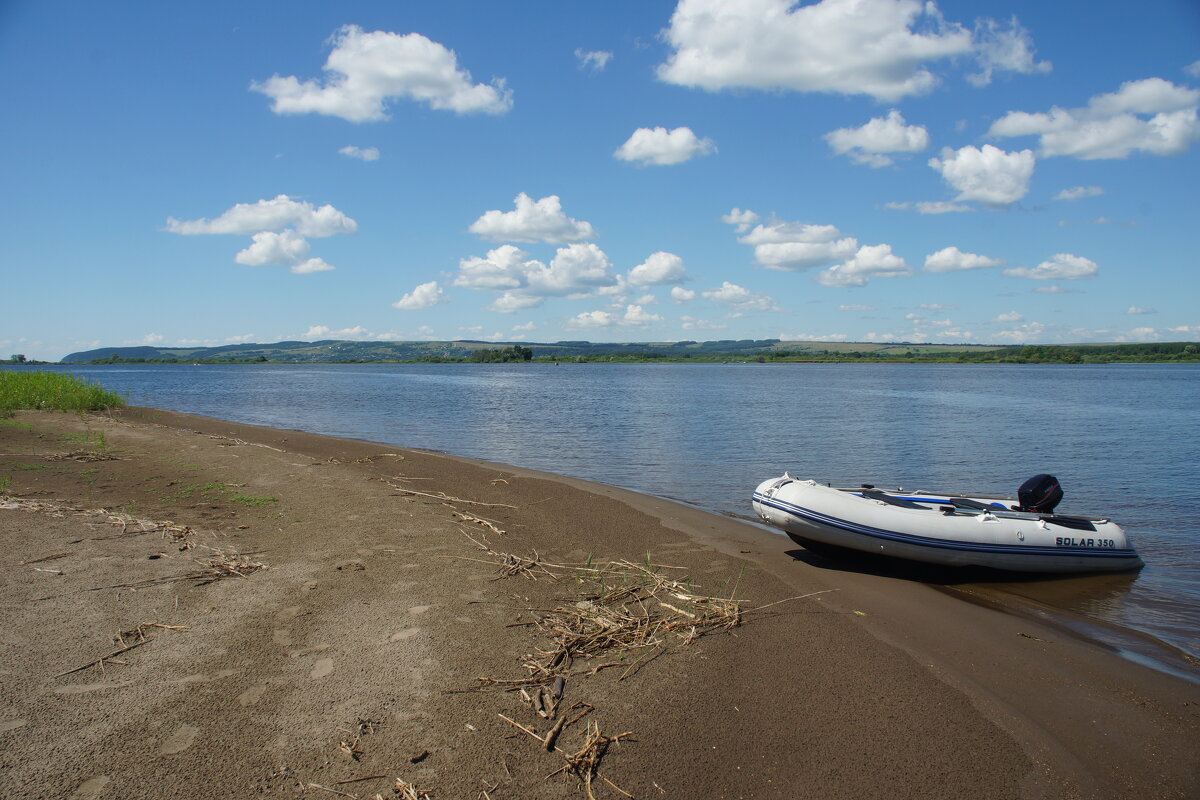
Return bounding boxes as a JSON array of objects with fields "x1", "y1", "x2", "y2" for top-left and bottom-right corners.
[
  {"x1": 231, "y1": 494, "x2": 279, "y2": 507},
  {"x1": 0, "y1": 371, "x2": 125, "y2": 418}
]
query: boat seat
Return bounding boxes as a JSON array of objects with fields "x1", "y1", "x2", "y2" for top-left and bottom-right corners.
[{"x1": 861, "y1": 490, "x2": 929, "y2": 510}]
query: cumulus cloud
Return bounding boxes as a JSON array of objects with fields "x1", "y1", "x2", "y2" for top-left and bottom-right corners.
[
  {"x1": 928, "y1": 144, "x2": 1035, "y2": 206},
  {"x1": 1127, "y1": 306, "x2": 1156, "y2": 315},
  {"x1": 839, "y1": 304, "x2": 874, "y2": 311},
  {"x1": 993, "y1": 311, "x2": 1023, "y2": 323},
  {"x1": 339, "y1": 145, "x2": 380, "y2": 161},
  {"x1": 614, "y1": 126, "x2": 716, "y2": 166},
  {"x1": 884, "y1": 200, "x2": 972, "y2": 214},
  {"x1": 671, "y1": 287, "x2": 696, "y2": 302},
  {"x1": 721, "y1": 208, "x2": 760, "y2": 233},
  {"x1": 575, "y1": 49, "x2": 612, "y2": 72},
  {"x1": 989, "y1": 77, "x2": 1200, "y2": 159},
  {"x1": 817, "y1": 244, "x2": 911, "y2": 287},
  {"x1": 702, "y1": 282, "x2": 780, "y2": 311},
  {"x1": 923, "y1": 246, "x2": 1005, "y2": 273},
  {"x1": 1004, "y1": 253, "x2": 1099, "y2": 280},
  {"x1": 967, "y1": 16, "x2": 1051, "y2": 87},
  {"x1": 167, "y1": 194, "x2": 355, "y2": 273},
  {"x1": 738, "y1": 221, "x2": 857, "y2": 271},
  {"x1": 251, "y1": 25, "x2": 512, "y2": 122},
  {"x1": 1054, "y1": 185, "x2": 1103, "y2": 201},
  {"x1": 166, "y1": 194, "x2": 357, "y2": 237},
  {"x1": 454, "y1": 243, "x2": 618, "y2": 309},
  {"x1": 824, "y1": 110, "x2": 929, "y2": 167},
  {"x1": 469, "y1": 193, "x2": 595, "y2": 243},
  {"x1": 656, "y1": 0, "x2": 973, "y2": 102},
  {"x1": 994, "y1": 321, "x2": 1047, "y2": 343},
  {"x1": 568, "y1": 304, "x2": 663, "y2": 329},
  {"x1": 628, "y1": 251, "x2": 686, "y2": 286},
  {"x1": 392, "y1": 281, "x2": 447, "y2": 310}
]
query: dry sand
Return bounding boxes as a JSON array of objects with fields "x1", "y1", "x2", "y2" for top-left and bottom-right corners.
[{"x1": 0, "y1": 407, "x2": 1196, "y2": 800}]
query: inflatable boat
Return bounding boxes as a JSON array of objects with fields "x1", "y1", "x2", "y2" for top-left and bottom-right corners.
[{"x1": 752, "y1": 473, "x2": 1143, "y2": 573}]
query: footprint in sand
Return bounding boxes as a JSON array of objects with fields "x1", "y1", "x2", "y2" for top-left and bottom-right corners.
[
  {"x1": 160, "y1": 724, "x2": 199, "y2": 755},
  {"x1": 408, "y1": 604, "x2": 432, "y2": 615},
  {"x1": 0, "y1": 719, "x2": 27, "y2": 734},
  {"x1": 68, "y1": 776, "x2": 110, "y2": 800},
  {"x1": 237, "y1": 684, "x2": 267, "y2": 707},
  {"x1": 273, "y1": 628, "x2": 292, "y2": 646},
  {"x1": 310, "y1": 658, "x2": 334, "y2": 679},
  {"x1": 388, "y1": 628, "x2": 420, "y2": 642},
  {"x1": 278, "y1": 606, "x2": 302, "y2": 620}
]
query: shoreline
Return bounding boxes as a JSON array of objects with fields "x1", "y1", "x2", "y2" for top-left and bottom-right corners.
[{"x1": 1, "y1": 407, "x2": 1197, "y2": 798}]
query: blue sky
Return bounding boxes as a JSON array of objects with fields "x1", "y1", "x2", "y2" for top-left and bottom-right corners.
[{"x1": 2, "y1": 0, "x2": 1198, "y2": 361}]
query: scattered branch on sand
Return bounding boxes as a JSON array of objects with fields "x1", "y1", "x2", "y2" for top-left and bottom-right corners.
[
  {"x1": 20, "y1": 551, "x2": 75, "y2": 565},
  {"x1": 450, "y1": 530, "x2": 558, "y2": 581},
  {"x1": 500, "y1": 711, "x2": 631, "y2": 800},
  {"x1": 382, "y1": 479, "x2": 517, "y2": 509},
  {"x1": 452, "y1": 511, "x2": 507, "y2": 535},
  {"x1": 206, "y1": 433, "x2": 286, "y2": 452},
  {"x1": 55, "y1": 639, "x2": 151, "y2": 678},
  {"x1": 393, "y1": 778, "x2": 434, "y2": 800},
  {"x1": 114, "y1": 621, "x2": 189, "y2": 648},
  {"x1": 45, "y1": 450, "x2": 125, "y2": 462}
]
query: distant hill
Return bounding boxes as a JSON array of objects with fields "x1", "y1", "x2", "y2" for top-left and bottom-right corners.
[
  {"x1": 60, "y1": 339, "x2": 1009, "y2": 364},
  {"x1": 58, "y1": 339, "x2": 1198, "y2": 364}
]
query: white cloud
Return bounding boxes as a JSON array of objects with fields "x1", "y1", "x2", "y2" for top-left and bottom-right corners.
[
  {"x1": 575, "y1": 49, "x2": 612, "y2": 72},
  {"x1": 1127, "y1": 306, "x2": 1156, "y2": 315},
  {"x1": 251, "y1": 25, "x2": 512, "y2": 122},
  {"x1": 304, "y1": 325, "x2": 371, "y2": 340},
  {"x1": 738, "y1": 221, "x2": 858, "y2": 271},
  {"x1": 454, "y1": 245, "x2": 540, "y2": 290},
  {"x1": 455, "y1": 242, "x2": 618, "y2": 308},
  {"x1": 469, "y1": 193, "x2": 595, "y2": 243},
  {"x1": 994, "y1": 321, "x2": 1047, "y2": 343},
  {"x1": 967, "y1": 16, "x2": 1051, "y2": 87},
  {"x1": 721, "y1": 208, "x2": 760, "y2": 233},
  {"x1": 929, "y1": 144, "x2": 1035, "y2": 207},
  {"x1": 1054, "y1": 185, "x2": 1103, "y2": 201},
  {"x1": 567, "y1": 304, "x2": 663, "y2": 329},
  {"x1": 780, "y1": 332, "x2": 848, "y2": 342},
  {"x1": 512, "y1": 321, "x2": 536, "y2": 332},
  {"x1": 993, "y1": 311, "x2": 1023, "y2": 323},
  {"x1": 817, "y1": 244, "x2": 911, "y2": 287},
  {"x1": 166, "y1": 194, "x2": 357, "y2": 238},
  {"x1": 1004, "y1": 253, "x2": 1099, "y2": 280},
  {"x1": 839, "y1": 304, "x2": 875, "y2": 311},
  {"x1": 920, "y1": 303, "x2": 953, "y2": 310},
  {"x1": 392, "y1": 281, "x2": 447, "y2": 310},
  {"x1": 1186, "y1": 61, "x2": 1200, "y2": 79},
  {"x1": 681, "y1": 316, "x2": 727, "y2": 331},
  {"x1": 1033, "y1": 284, "x2": 1069, "y2": 294},
  {"x1": 884, "y1": 200, "x2": 972, "y2": 214},
  {"x1": 671, "y1": 287, "x2": 696, "y2": 303},
  {"x1": 989, "y1": 77, "x2": 1200, "y2": 159},
  {"x1": 339, "y1": 145, "x2": 380, "y2": 161},
  {"x1": 923, "y1": 245, "x2": 1005, "y2": 273},
  {"x1": 235, "y1": 229, "x2": 312, "y2": 267},
  {"x1": 656, "y1": 0, "x2": 973, "y2": 102},
  {"x1": 702, "y1": 281, "x2": 780, "y2": 311},
  {"x1": 289, "y1": 257, "x2": 335, "y2": 274},
  {"x1": 488, "y1": 292, "x2": 544, "y2": 314},
  {"x1": 528, "y1": 243, "x2": 616, "y2": 296},
  {"x1": 824, "y1": 110, "x2": 929, "y2": 167},
  {"x1": 614, "y1": 126, "x2": 716, "y2": 166},
  {"x1": 628, "y1": 251, "x2": 686, "y2": 286}
]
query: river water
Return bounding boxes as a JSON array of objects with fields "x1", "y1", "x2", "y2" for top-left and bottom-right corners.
[{"x1": 15, "y1": 362, "x2": 1199, "y2": 664}]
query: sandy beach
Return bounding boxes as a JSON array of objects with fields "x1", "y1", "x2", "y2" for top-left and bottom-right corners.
[{"x1": 0, "y1": 407, "x2": 1196, "y2": 800}]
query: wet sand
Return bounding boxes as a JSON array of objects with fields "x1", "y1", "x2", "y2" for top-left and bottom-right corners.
[{"x1": 0, "y1": 407, "x2": 1196, "y2": 799}]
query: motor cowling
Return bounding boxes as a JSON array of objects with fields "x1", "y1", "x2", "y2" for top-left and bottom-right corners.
[{"x1": 1017, "y1": 473, "x2": 1062, "y2": 514}]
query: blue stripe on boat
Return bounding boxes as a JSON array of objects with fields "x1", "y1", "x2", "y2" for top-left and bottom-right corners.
[{"x1": 752, "y1": 492, "x2": 1138, "y2": 560}]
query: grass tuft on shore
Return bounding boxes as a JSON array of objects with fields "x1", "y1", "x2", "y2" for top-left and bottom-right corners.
[{"x1": 0, "y1": 371, "x2": 125, "y2": 417}]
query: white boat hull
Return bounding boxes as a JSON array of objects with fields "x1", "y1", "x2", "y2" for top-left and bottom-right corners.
[{"x1": 752, "y1": 475, "x2": 1143, "y2": 573}]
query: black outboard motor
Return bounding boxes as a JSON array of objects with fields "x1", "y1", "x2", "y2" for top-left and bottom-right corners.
[{"x1": 1017, "y1": 473, "x2": 1062, "y2": 514}]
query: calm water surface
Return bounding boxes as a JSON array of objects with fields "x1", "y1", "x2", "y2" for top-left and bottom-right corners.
[{"x1": 22, "y1": 363, "x2": 1200, "y2": 662}]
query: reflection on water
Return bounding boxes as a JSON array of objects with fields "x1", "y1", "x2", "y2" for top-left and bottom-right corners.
[{"x1": 16, "y1": 361, "x2": 1199, "y2": 661}]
